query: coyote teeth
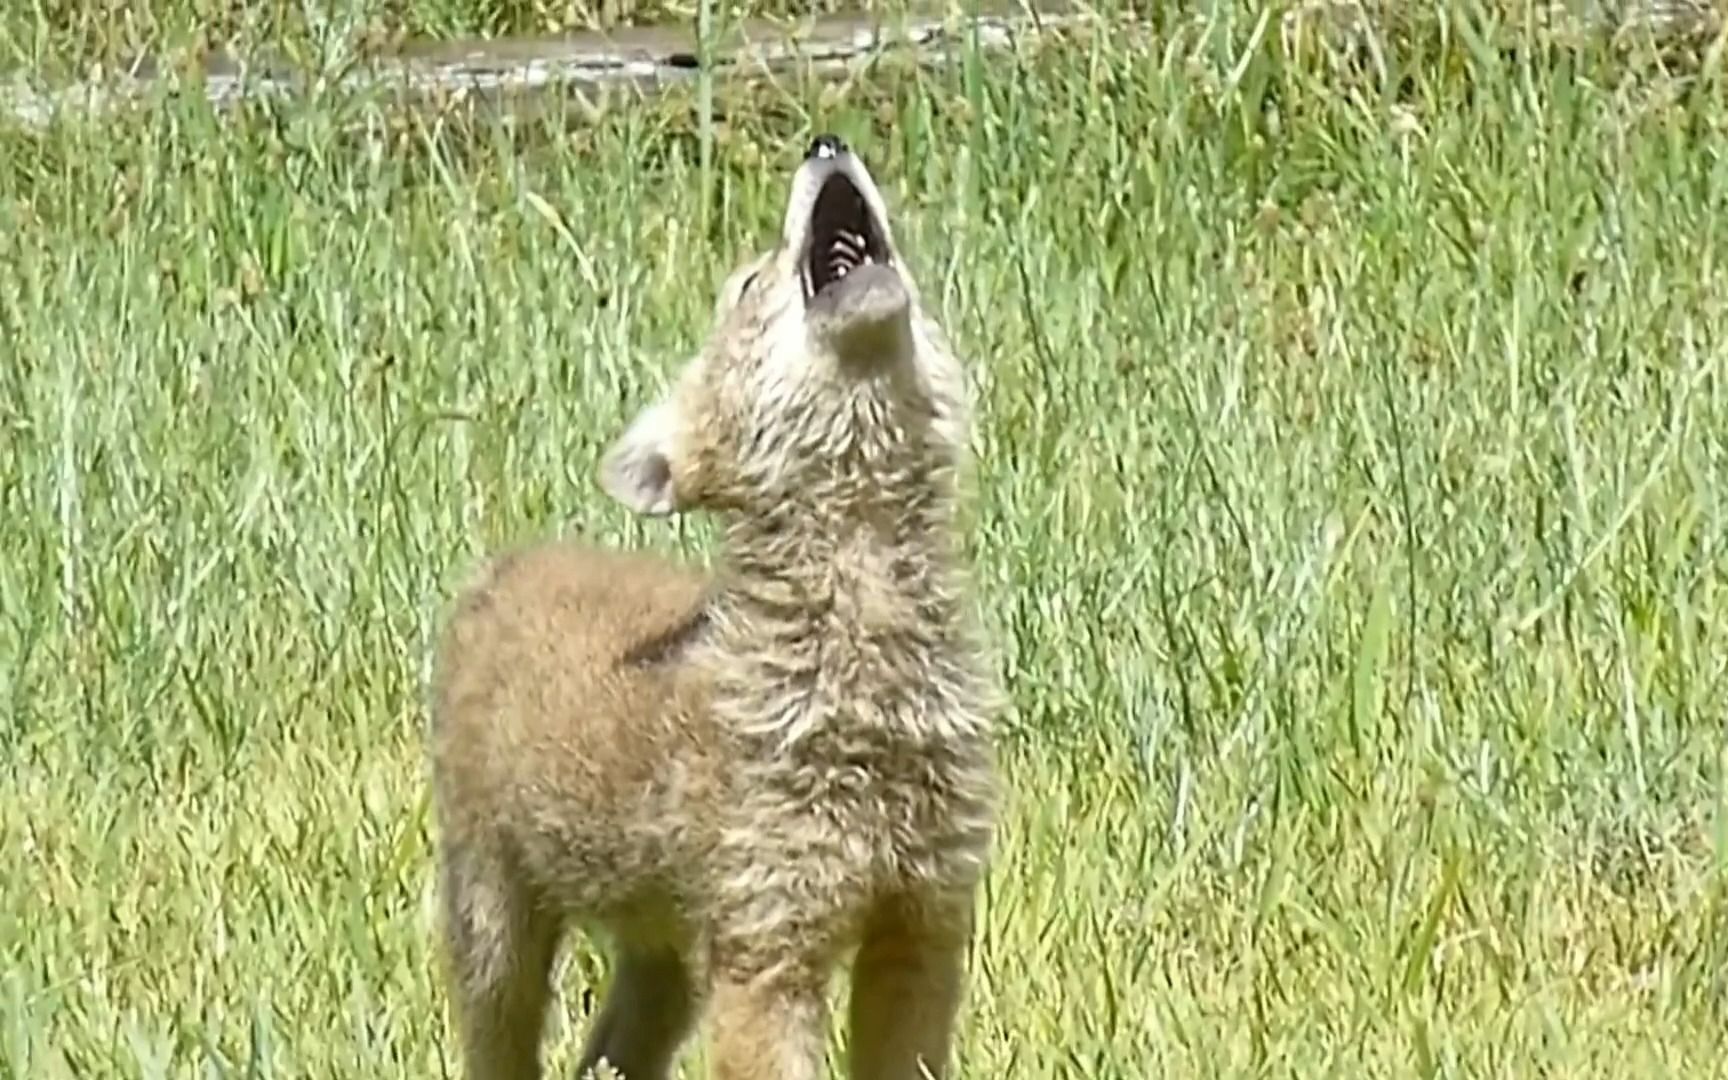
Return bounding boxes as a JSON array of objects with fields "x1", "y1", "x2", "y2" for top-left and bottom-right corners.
[{"x1": 826, "y1": 230, "x2": 871, "y2": 282}]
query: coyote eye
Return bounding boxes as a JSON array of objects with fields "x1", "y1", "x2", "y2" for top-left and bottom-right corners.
[
  {"x1": 723, "y1": 269, "x2": 761, "y2": 312},
  {"x1": 714, "y1": 265, "x2": 764, "y2": 321}
]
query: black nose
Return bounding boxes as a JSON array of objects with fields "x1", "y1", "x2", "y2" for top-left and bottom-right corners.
[{"x1": 807, "y1": 134, "x2": 848, "y2": 161}]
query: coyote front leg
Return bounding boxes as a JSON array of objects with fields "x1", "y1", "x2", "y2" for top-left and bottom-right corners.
[
  {"x1": 846, "y1": 894, "x2": 973, "y2": 1080},
  {"x1": 705, "y1": 955, "x2": 830, "y2": 1080}
]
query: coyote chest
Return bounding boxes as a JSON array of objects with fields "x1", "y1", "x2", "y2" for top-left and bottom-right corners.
[{"x1": 708, "y1": 720, "x2": 994, "y2": 942}]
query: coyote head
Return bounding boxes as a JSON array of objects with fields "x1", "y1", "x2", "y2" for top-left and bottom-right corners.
[{"x1": 601, "y1": 136, "x2": 968, "y2": 519}]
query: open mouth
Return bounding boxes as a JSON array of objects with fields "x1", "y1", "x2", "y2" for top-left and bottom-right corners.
[{"x1": 802, "y1": 173, "x2": 889, "y2": 302}]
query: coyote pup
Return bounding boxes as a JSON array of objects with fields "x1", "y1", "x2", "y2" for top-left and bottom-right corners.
[{"x1": 429, "y1": 136, "x2": 998, "y2": 1080}]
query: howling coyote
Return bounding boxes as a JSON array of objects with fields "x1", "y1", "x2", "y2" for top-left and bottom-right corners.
[{"x1": 429, "y1": 135, "x2": 999, "y2": 1080}]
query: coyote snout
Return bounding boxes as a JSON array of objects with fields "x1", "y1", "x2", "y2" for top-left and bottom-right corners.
[
  {"x1": 428, "y1": 136, "x2": 999, "y2": 1080},
  {"x1": 790, "y1": 139, "x2": 910, "y2": 353}
]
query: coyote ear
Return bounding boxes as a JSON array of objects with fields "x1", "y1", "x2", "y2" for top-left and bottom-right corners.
[{"x1": 600, "y1": 399, "x2": 680, "y2": 516}]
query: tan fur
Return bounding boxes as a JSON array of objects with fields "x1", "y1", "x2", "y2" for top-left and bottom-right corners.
[{"x1": 428, "y1": 140, "x2": 998, "y2": 1080}]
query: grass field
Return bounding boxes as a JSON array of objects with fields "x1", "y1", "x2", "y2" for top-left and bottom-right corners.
[{"x1": 5, "y1": 5, "x2": 1728, "y2": 1077}]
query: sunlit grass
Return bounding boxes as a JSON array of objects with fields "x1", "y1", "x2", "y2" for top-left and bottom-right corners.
[{"x1": 4, "y1": 9, "x2": 1727, "y2": 1077}]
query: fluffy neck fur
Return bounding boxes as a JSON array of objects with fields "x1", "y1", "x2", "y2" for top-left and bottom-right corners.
[{"x1": 698, "y1": 384, "x2": 990, "y2": 754}]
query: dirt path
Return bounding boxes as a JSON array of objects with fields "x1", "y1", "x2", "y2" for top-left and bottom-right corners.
[
  {"x1": 4, "y1": 0, "x2": 1718, "y2": 132},
  {"x1": 2, "y1": 2, "x2": 1094, "y2": 130}
]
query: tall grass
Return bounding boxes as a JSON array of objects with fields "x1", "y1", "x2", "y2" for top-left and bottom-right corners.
[{"x1": 3, "y1": 10, "x2": 1727, "y2": 1077}]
